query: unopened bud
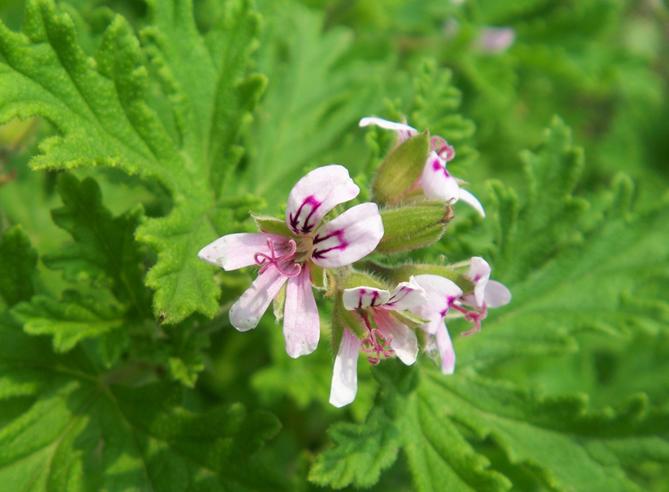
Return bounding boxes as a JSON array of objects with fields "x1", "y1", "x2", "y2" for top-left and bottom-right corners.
[
  {"x1": 377, "y1": 202, "x2": 451, "y2": 254},
  {"x1": 372, "y1": 132, "x2": 429, "y2": 205}
]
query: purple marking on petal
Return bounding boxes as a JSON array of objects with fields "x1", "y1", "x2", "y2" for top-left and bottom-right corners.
[
  {"x1": 288, "y1": 195, "x2": 322, "y2": 234},
  {"x1": 312, "y1": 228, "x2": 349, "y2": 259},
  {"x1": 386, "y1": 286, "x2": 407, "y2": 306},
  {"x1": 358, "y1": 289, "x2": 366, "y2": 309},
  {"x1": 370, "y1": 291, "x2": 380, "y2": 306},
  {"x1": 312, "y1": 243, "x2": 349, "y2": 259},
  {"x1": 431, "y1": 158, "x2": 450, "y2": 177}
]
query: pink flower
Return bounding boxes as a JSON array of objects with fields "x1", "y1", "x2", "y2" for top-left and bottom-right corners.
[
  {"x1": 359, "y1": 116, "x2": 485, "y2": 217},
  {"x1": 447, "y1": 256, "x2": 511, "y2": 337},
  {"x1": 198, "y1": 165, "x2": 384, "y2": 359},
  {"x1": 329, "y1": 281, "x2": 425, "y2": 407},
  {"x1": 476, "y1": 27, "x2": 515, "y2": 54},
  {"x1": 410, "y1": 259, "x2": 510, "y2": 373}
]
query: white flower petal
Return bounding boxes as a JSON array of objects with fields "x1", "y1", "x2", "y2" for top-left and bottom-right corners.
[
  {"x1": 435, "y1": 324, "x2": 456, "y2": 374},
  {"x1": 311, "y1": 203, "x2": 384, "y2": 268},
  {"x1": 198, "y1": 232, "x2": 287, "y2": 271},
  {"x1": 283, "y1": 266, "x2": 320, "y2": 358},
  {"x1": 286, "y1": 165, "x2": 360, "y2": 235},
  {"x1": 458, "y1": 188, "x2": 486, "y2": 218},
  {"x1": 229, "y1": 267, "x2": 288, "y2": 331},
  {"x1": 383, "y1": 280, "x2": 426, "y2": 311},
  {"x1": 359, "y1": 116, "x2": 417, "y2": 143},
  {"x1": 420, "y1": 152, "x2": 460, "y2": 202},
  {"x1": 485, "y1": 280, "x2": 511, "y2": 308},
  {"x1": 410, "y1": 274, "x2": 463, "y2": 321},
  {"x1": 342, "y1": 286, "x2": 391, "y2": 310},
  {"x1": 375, "y1": 311, "x2": 418, "y2": 366},
  {"x1": 329, "y1": 329, "x2": 361, "y2": 408},
  {"x1": 468, "y1": 257, "x2": 491, "y2": 307}
]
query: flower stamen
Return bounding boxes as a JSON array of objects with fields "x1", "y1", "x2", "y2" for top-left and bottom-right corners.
[
  {"x1": 254, "y1": 239, "x2": 302, "y2": 277},
  {"x1": 448, "y1": 299, "x2": 488, "y2": 336}
]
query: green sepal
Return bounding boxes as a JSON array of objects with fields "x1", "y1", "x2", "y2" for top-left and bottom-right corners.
[
  {"x1": 310, "y1": 263, "x2": 327, "y2": 290},
  {"x1": 390, "y1": 310, "x2": 426, "y2": 331},
  {"x1": 372, "y1": 131, "x2": 429, "y2": 205},
  {"x1": 272, "y1": 283, "x2": 286, "y2": 322},
  {"x1": 377, "y1": 202, "x2": 449, "y2": 254},
  {"x1": 252, "y1": 214, "x2": 292, "y2": 236},
  {"x1": 342, "y1": 269, "x2": 388, "y2": 290},
  {"x1": 332, "y1": 294, "x2": 365, "y2": 351}
]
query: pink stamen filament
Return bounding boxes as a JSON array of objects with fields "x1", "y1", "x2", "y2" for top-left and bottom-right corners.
[
  {"x1": 430, "y1": 136, "x2": 455, "y2": 162},
  {"x1": 254, "y1": 238, "x2": 302, "y2": 277},
  {"x1": 448, "y1": 300, "x2": 488, "y2": 337},
  {"x1": 359, "y1": 312, "x2": 394, "y2": 365}
]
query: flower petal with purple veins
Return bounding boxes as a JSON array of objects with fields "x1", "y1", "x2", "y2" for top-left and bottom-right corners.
[
  {"x1": 420, "y1": 152, "x2": 461, "y2": 202},
  {"x1": 410, "y1": 274, "x2": 463, "y2": 323},
  {"x1": 329, "y1": 329, "x2": 361, "y2": 408},
  {"x1": 229, "y1": 267, "x2": 289, "y2": 331},
  {"x1": 286, "y1": 165, "x2": 359, "y2": 234},
  {"x1": 374, "y1": 310, "x2": 418, "y2": 365},
  {"x1": 311, "y1": 203, "x2": 384, "y2": 268},
  {"x1": 198, "y1": 232, "x2": 288, "y2": 271},
  {"x1": 382, "y1": 281, "x2": 426, "y2": 311},
  {"x1": 283, "y1": 265, "x2": 320, "y2": 358},
  {"x1": 359, "y1": 116, "x2": 418, "y2": 144},
  {"x1": 342, "y1": 286, "x2": 391, "y2": 310}
]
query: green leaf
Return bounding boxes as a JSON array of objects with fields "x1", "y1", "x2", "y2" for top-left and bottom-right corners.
[
  {"x1": 12, "y1": 290, "x2": 125, "y2": 353},
  {"x1": 44, "y1": 174, "x2": 149, "y2": 316},
  {"x1": 0, "y1": 315, "x2": 283, "y2": 491},
  {"x1": 310, "y1": 362, "x2": 510, "y2": 491},
  {"x1": 458, "y1": 121, "x2": 669, "y2": 369},
  {"x1": 422, "y1": 370, "x2": 669, "y2": 492},
  {"x1": 0, "y1": 0, "x2": 265, "y2": 323},
  {"x1": 246, "y1": 0, "x2": 382, "y2": 201},
  {"x1": 0, "y1": 225, "x2": 37, "y2": 307}
]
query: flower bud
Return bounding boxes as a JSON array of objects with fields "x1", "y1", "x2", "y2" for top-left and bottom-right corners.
[
  {"x1": 376, "y1": 202, "x2": 451, "y2": 254},
  {"x1": 372, "y1": 131, "x2": 429, "y2": 205}
]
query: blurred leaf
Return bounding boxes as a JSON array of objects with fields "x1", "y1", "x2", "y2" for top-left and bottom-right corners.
[{"x1": 0, "y1": 315, "x2": 283, "y2": 491}]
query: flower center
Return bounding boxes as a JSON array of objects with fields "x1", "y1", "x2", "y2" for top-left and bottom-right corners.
[
  {"x1": 448, "y1": 297, "x2": 488, "y2": 336},
  {"x1": 431, "y1": 136, "x2": 455, "y2": 162},
  {"x1": 254, "y1": 238, "x2": 302, "y2": 277},
  {"x1": 359, "y1": 312, "x2": 394, "y2": 365}
]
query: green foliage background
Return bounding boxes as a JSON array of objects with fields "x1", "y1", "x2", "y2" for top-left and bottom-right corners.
[{"x1": 0, "y1": 0, "x2": 668, "y2": 490}]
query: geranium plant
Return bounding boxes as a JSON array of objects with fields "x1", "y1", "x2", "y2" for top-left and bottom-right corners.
[{"x1": 0, "y1": 1, "x2": 668, "y2": 491}]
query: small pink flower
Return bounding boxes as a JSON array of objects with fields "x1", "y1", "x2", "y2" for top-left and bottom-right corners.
[
  {"x1": 445, "y1": 256, "x2": 510, "y2": 336},
  {"x1": 411, "y1": 260, "x2": 510, "y2": 372},
  {"x1": 359, "y1": 116, "x2": 485, "y2": 217},
  {"x1": 329, "y1": 281, "x2": 425, "y2": 407},
  {"x1": 198, "y1": 165, "x2": 384, "y2": 359},
  {"x1": 476, "y1": 27, "x2": 515, "y2": 54}
]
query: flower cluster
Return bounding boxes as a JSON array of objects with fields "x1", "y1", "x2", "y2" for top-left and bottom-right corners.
[{"x1": 199, "y1": 116, "x2": 510, "y2": 407}]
